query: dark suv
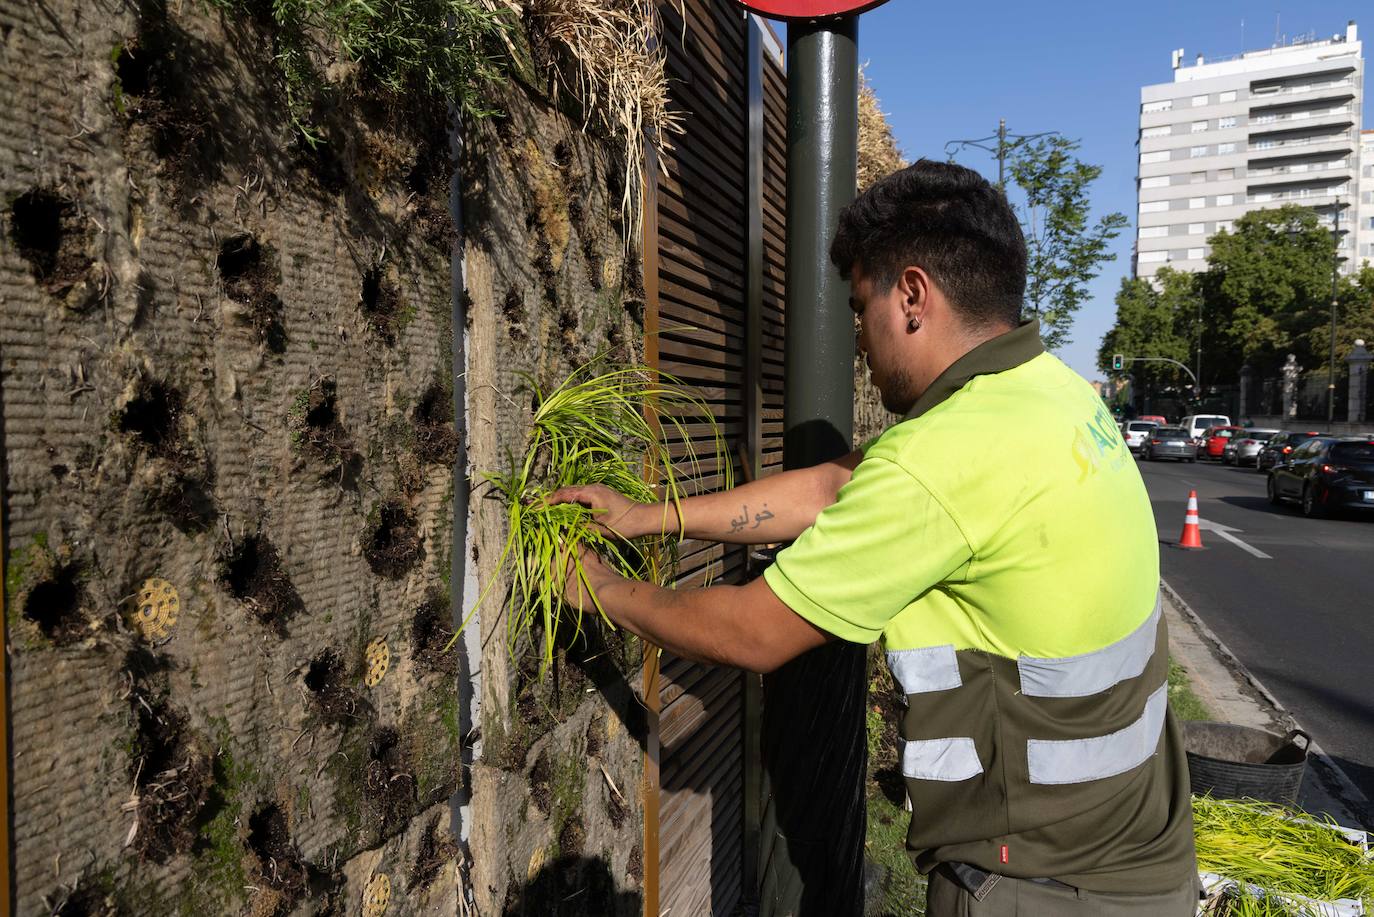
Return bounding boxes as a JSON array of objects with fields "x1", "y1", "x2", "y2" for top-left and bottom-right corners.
[
  {"x1": 1255, "y1": 430, "x2": 1326, "y2": 472},
  {"x1": 1267, "y1": 438, "x2": 1374, "y2": 517}
]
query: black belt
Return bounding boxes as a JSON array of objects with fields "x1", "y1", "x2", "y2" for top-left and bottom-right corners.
[{"x1": 940, "y1": 862, "x2": 1076, "y2": 902}]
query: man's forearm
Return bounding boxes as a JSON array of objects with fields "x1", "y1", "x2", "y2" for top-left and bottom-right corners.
[{"x1": 631, "y1": 450, "x2": 861, "y2": 544}]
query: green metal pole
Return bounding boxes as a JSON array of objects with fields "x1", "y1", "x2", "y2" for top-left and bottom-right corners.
[{"x1": 759, "y1": 16, "x2": 865, "y2": 917}]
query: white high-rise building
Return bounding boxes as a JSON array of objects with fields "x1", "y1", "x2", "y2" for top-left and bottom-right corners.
[
  {"x1": 1134, "y1": 22, "x2": 1363, "y2": 279},
  {"x1": 1358, "y1": 129, "x2": 1374, "y2": 268}
]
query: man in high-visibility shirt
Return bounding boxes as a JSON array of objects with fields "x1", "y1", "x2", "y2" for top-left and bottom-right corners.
[{"x1": 552, "y1": 160, "x2": 1197, "y2": 915}]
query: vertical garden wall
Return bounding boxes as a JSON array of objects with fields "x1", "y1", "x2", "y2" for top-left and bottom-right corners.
[{"x1": 0, "y1": 0, "x2": 651, "y2": 913}]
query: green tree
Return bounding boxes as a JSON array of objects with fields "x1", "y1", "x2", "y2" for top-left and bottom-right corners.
[
  {"x1": 1098, "y1": 268, "x2": 1197, "y2": 396},
  {"x1": 1007, "y1": 136, "x2": 1128, "y2": 351},
  {"x1": 1197, "y1": 205, "x2": 1335, "y2": 379}
]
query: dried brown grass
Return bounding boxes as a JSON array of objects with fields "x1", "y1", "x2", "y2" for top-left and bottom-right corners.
[
  {"x1": 857, "y1": 68, "x2": 906, "y2": 192},
  {"x1": 513, "y1": 0, "x2": 682, "y2": 243}
]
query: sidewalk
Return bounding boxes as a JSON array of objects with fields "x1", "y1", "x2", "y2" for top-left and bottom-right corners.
[{"x1": 1162, "y1": 580, "x2": 1372, "y2": 830}]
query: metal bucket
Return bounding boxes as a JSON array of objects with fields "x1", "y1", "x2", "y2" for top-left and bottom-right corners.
[{"x1": 1184, "y1": 722, "x2": 1310, "y2": 805}]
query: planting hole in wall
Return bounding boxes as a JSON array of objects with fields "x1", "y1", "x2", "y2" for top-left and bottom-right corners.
[
  {"x1": 22, "y1": 561, "x2": 87, "y2": 646},
  {"x1": 218, "y1": 533, "x2": 303, "y2": 631},
  {"x1": 217, "y1": 234, "x2": 286, "y2": 352},
  {"x1": 118, "y1": 380, "x2": 181, "y2": 454},
  {"x1": 411, "y1": 384, "x2": 458, "y2": 466},
  {"x1": 303, "y1": 647, "x2": 362, "y2": 724},
  {"x1": 408, "y1": 816, "x2": 459, "y2": 892},
  {"x1": 8, "y1": 187, "x2": 93, "y2": 293},
  {"x1": 246, "y1": 802, "x2": 308, "y2": 904},
  {"x1": 410, "y1": 591, "x2": 457, "y2": 676},
  {"x1": 129, "y1": 692, "x2": 211, "y2": 862},
  {"x1": 363, "y1": 499, "x2": 422, "y2": 579},
  {"x1": 363, "y1": 726, "x2": 417, "y2": 832},
  {"x1": 360, "y1": 266, "x2": 402, "y2": 344}
]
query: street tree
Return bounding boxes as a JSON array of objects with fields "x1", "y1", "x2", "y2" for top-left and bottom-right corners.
[
  {"x1": 1197, "y1": 205, "x2": 1336, "y2": 378},
  {"x1": 1098, "y1": 269, "x2": 1196, "y2": 402},
  {"x1": 1007, "y1": 136, "x2": 1128, "y2": 351}
]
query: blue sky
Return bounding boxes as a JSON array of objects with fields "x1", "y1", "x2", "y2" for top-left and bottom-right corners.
[{"x1": 853, "y1": 0, "x2": 1367, "y2": 381}]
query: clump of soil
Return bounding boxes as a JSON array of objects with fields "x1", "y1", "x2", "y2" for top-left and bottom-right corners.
[
  {"x1": 363, "y1": 499, "x2": 422, "y2": 579},
  {"x1": 411, "y1": 591, "x2": 458, "y2": 676},
  {"x1": 117, "y1": 378, "x2": 216, "y2": 531},
  {"x1": 129, "y1": 693, "x2": 212, "y2": 862},
  {"x1": 51, "y1": 877, "x2": 123, "y2": 916},
  {"x1": 558, "y1": 818, "x2": 586, "y2": 857},
  {"x1": 626, "y1": 844, "x2": 642, "y2": 882},
  {"x1": 411, "y1": 384, "x2": 459, "y2": 466},
  {"x1": 246, "y1": 803, "x2": 308, "y2": 908},
  {"x1": 8, "y1": 187, "x2": 95, "y2": 297},
  {"x1": 360, "y1": 266, "x2": 403, "y2": 344},
  {"x1": 22, "y1": 559, "x2": 89, "y2": 646},
  {"x1": 500, "y1": 287, "x2": 527, "y2": 341},
  {"x1": 218, "y1": 533, "x2": 304, "y2": 632},
  {"x1": 363, "y1": 726, "x2": 416, "y2": 832},
  {"x1": 528, "y1": 749, "x2": 553, "y2": 817},
  {"x1": 218, "y1": 234, "x2": 286, "y2": 352},
  {"x1": 408, "y1": 815, "x2": 460, "y2": 891},
  {"x1": 302, "y1": 647, "x2": 362, "y2": 724}
]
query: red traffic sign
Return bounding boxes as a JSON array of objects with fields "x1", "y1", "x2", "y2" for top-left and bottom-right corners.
[{"x1": 734, "y1": 0, "x2": 889, "y2": 19}]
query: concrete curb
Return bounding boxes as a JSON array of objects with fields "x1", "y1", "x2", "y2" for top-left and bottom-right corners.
[{"x1": 1162, "y1": 578, "x2": 1372, "y2": 828}]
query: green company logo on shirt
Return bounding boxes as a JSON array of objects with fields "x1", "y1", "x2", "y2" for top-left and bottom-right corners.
[{"x1": 1073, "y1": 405, "x2": 1127, "y2": 480}]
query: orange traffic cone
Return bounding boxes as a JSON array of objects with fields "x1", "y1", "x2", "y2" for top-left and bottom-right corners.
[{"x1": 1178, "y1": 490, "x2": 1204, "y2": 549}]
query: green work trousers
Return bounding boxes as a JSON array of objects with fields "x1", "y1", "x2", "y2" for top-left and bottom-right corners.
[{"x1": 925, "y1": 869, "x2": 1199, "y2": 916}]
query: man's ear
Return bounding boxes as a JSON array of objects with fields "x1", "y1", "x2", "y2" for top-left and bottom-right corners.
[{"x1": 897, "y1": 266, "x2": 931, "y2": 318}]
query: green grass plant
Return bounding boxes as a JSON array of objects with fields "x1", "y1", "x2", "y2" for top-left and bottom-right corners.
[
  {"x1": 1193, "y1": 796, "x2": 1374, "y2": 907},
  {"x1": 458, "y1": 361, "x2": 728, "y2": 675}
]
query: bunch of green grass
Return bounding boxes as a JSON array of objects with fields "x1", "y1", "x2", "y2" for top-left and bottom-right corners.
[
  {"x1": 460, "y1": 362, "x2": 728, "y2": 675},
  {"x1": 1194, "y1": 796, "x2": 1374, "y2": 906}
]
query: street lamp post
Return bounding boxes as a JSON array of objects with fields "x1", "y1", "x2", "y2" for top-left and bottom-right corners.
[{"x1": 1328, "y1": 200, "x2": 1342, "y2": 423}]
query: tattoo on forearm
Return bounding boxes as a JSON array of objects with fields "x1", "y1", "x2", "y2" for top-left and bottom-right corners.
[{"x1": 729, "y1": 503, "x2": 775, "y2": 534}]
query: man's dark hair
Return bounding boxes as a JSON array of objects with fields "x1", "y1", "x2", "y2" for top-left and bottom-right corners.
[{"x1": 829, "y1": 160, "x2": 1027, "y2": 328}]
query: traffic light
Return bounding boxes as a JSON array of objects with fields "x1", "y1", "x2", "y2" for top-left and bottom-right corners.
[{"x1": 1112, "y1": 353, "x2": 1124, "y2": 371}]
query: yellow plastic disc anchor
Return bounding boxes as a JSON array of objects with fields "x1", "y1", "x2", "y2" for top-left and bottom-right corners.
[
  {"x1": 132, "y1": 578, "x2": 179, "y2": 641},
  {"x1": 364, "y1": 638, "x2": 390, "y2": 688},
  {"x1": 362, "y1": 873, "x2": 390, "y2": 917}
]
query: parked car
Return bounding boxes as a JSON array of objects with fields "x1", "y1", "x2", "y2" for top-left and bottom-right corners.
[
  {"x1": 1224, "y1": 429, "x2": 1280, "y2": 466},
  {"x1": 1121, "y1": 420, "x2": 1159, "y2": 455},
  {"x1": 1180, "y1": 414, "x2": 1231, "y2": 445},
  {"x1": 1199, "y1": 425, "x2": 1246, "y2": 460},
  {"x1": 1144, "y1": 426, "x2": 1195, "y2": 462},
  {"x1": 1255, "y1": 430, "x2": 1326, "y2": 472},
  {"x1": 1267, "y1": 437, "x2": 1374, "y2": 517},
  {"x1": 1138, "y1": 414, "x2": 1169, "y2": 426}
]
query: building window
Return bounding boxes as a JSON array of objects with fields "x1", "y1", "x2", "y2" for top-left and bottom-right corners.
[
  {"x1": 1143, "y1": 99, "x2": 1173, "y2": 114},
  {"x1": 1140, "y1": 226, "x2": 1169, "y2": 238},
  {"x1": 1219, "y1": 168, "x2": 1235, "y2": 180},
  {"x1": 1189, "y1": 197, "x2": 1205, "y2": 209},
  {"x1": 1368, "y1": 217, "x2": 1374, "y2": 230},
  {"x1": 1142, "y1": 125, "x2": 1170, "y2": 139},
  {"x1": 1138, "y1": 250, "x2": 1168, "y2": 263},
  {"x1": 1140, "y1": 200, "x2": 1169, "y2": 214},
  {"x1": 1192, "y1": 94, "x2": 1208, "y2": 106},
  {"x1": 1216, "y1": 194, "x2": 1234, "y2": 206},
  {"x1": 1219, "y1": 90, "x2": 1237, "y2": 103},
  {"x1": 1190, "y1": 145, "x2": 1208, "y2": 158},
  {"x1": 1191, "y1": 171, "x2": 1206, "y2": 183},
  {"x1": 1218, "y1": 116, "x2": 1237, "y2": 129},
  {"x1": 1141, "y1": 175, "x2": 1170, "y2": 189},
  {"x1": 1187, "y1": 248, "x2": 1205, "y2": 260},
  {"x1": 1188, "y1": 222, "x2": 1205, "y2": 234},
  {"x1": 1217, "y1": 142, "x2": 1237, "y2": 154},
  {"x1": 1141, "y1": 150, "x2": 1170, "y2": 164},
  {"x1": 1216, "y1": 220, "x2": 1233, "y2": 233},
  {"x1": 1192, "y1": 120, "x2": 1208, "y2": 133}
]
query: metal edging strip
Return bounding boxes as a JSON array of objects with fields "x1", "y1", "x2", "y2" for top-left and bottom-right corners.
[
  {"x1": 641, "y1": 108, "x2": 664, "y2": 917},
  {"x1": 742, "y1": 11, "x2": 766, "y2": 905}
]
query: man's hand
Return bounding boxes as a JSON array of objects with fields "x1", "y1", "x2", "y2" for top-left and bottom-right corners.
[
  {"x1": 558, "y1": 540, "x2": 616, "y2": 613},
  {"x1": 546, "y1": 484, "x2": 656, "y2": 539}
]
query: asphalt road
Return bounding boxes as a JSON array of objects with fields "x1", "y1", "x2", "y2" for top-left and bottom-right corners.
[{"x1": 1136, "y1": 454, "x2": 1374, "y2": 802}]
